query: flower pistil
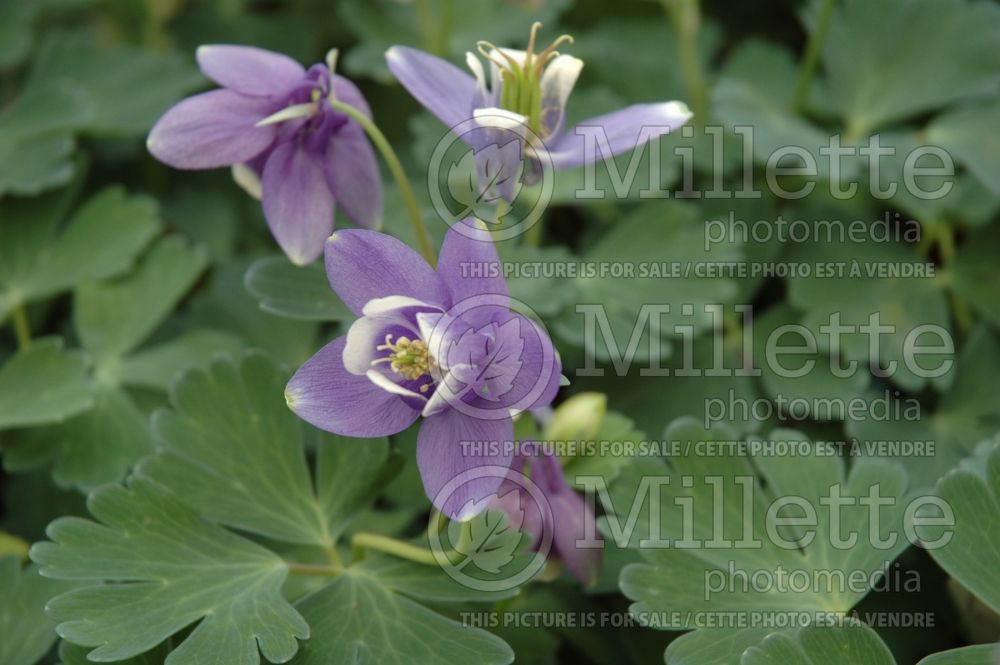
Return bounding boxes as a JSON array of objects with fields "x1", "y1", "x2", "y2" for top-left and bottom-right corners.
[
  {"x1": 476, "y1": 22, "x2": 574, "y2": 136},
  {"x1": 372, "y1": 334, "x2": 435, "y2": 390}
]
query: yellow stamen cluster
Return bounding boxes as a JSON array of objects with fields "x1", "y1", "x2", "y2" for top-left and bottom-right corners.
[
  {"x1": 372, "y1": 334, "x2": 435, "y2": 388},
  {"x1": 477, "y1": 22, "x2": 574, "y2": 134}
]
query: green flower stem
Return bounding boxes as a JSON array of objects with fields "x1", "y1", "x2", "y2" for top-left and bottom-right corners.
[
  {"x1": 285, "y1": 561, "x2": 342, "y2": 577},
  {"x1": 792, "y1": 0, "x2": 836, "y2": 113},
  {"x1": 323, "y1": 544, "x2": 344, "y2": 569},
  {"x1": 523, "y1": 205, "x2": 544, "y2": 247},
  {"x1": 936, "y1": 223, "x2": 956, "y2": 266},
  {"x1": 662, "y1": 0, "x2": 709, "y2": 123},
  {"x1": 327, "y1": 98, "x2": 437, "y2": 267},
  {"x1": 415, "y1": 0, "x2": 451, "y2": 55},
  {"x1": 351, "y1": 532, "x2": 440, "y2": 566},
  {"x1": 931, "y1": 223, "x2": 975, "y2": 333},
  {"x1": 415, "y1": 0, "x2": 437, "y2": 53},
  {"x1": 439, "y1": 0, "x2": 455, "y2": 56},
  {"x1": 11, "y1": 302, "x2": 31, "y2": 350},
  {"x1": 426, "y1": 509, "x2": 446, "y2": 538}
]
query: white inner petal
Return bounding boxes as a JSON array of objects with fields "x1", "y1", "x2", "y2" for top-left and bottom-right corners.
[
  {"x1": 361, "y1": 295, "x2": 437, "y2": 317},
  {"x1": 231, "y1": 164, "x2": 263, "y2": 200},
  {"x1": 473, "y1": 107, "x2": 529, "y2": 133},
  {"x1": 366, "y1": 369, "x2": 428, "y2": 401},
  {"x1": 466, "y1": 51, "x2": 487, "y2": 95},
  {"x1": 539, "y1": 54, "x2": 583, "y2": 136}
]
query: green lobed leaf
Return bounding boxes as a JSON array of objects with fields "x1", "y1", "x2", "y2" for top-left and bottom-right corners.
[
  {"x1": 0, "y1": 81, "x2": 89, "y2": 197},
  {"x1": 0, "y1": 3, "x2": 39, "y2": 68},
  {"x1": 664, "y1": 627, "x2": 776, "y2": 665},
  {"x1": 575, "y1": 331, "x2": 767, "y2": 438},
  {"x1": 244, "y1": 255, "x2": 353, "y2": 322},
  {"x1": 2, "y1": 384, "x2": 153, "y2": 491},
  {"x1": 140, "y1": 352, "x2": 392, "y2": 548},
  {"x1": 923, "y1": 439, "x2": 1000, "y2": 615},
  {"x1": 753, "y1": 303, "x2": 870, "y2": 421},
  {"x1": 713, "y1": 78, "x2": 859, "y2": 182},
  {"x1": 496, "y1": 243, "x2": 578, "y2": 318},
  {"x1": 663, "y1": 603, "x2": 899, "y2": 665},
  {"x1": 739, "y1": 622, "x2": 896, "y2": 665},
  {"x1": 618, "y1": 420, "x2": 912, "y2": 634},
  {"x1": 31, "y1": 477, "x2": 310, "y2": 665},
  {"x1": 786, "y1": 235, "x2": 952, "y2": 393},
  {"x1": 822, "y1": 0, "x2": 1000, "y2": 135},
  {"x1": 847, "y1": 325, "x2": 1000, "y2": 488},
  {"x1": 0, "y1": 338, "x2": 93, "y2": 431},
  {"x1": 869, "y1": 131, "x2": 999, "y2": 228},
  {"x1": 926, "y1": 100, "x2": 1000, "y2": 196},
  {"x1": 0, "y1": 186, "x2": 162, "y2": 313},
  {"x1": 951, "y1": 224, "x2": 1000, "y2": 329},
  {"x1": 916, "y1": 645, "x2": 998, "y2": 665},
  {"x1": 350, "y1": 554, "x2": 520, "y2": 604},
  {"x1": 117, "y1": 329, "x2": 243, "y2": 392},
  {"x1": 185, "y1": 257, "x2": 320, "y2": 368},
  {"x1": 0, "y1": 556, "x2": 73, "y2": 665},
  {"x1": 3, "y1": 235, "x2": 216, "y2": 491},
  {"x1": 552, "y1": 201, "x2": 741, "y2": 364},
  {"x1": 59, "y1": 640, "x2": 169, "y2": 665},
  {"x1": 288, "y1": 569, "x2": 514, "y2": 665},
  {"x1": 75, "y1": 236, "x2": 208, "y2": 364},
  {"x1": 574, "y1": 17, "x2": 720, "y2": 104},
  {"x1": 29, "y1": 29, "x2": 202, "y2": 137}
]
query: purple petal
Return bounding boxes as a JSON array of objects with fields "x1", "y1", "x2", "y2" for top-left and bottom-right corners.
[
  {"x1": 416, "y1": 409, "x2": 514, "y2": 520},
  {"x1": 324, "y1": 230, "x2": 448, "y2": 316},
  {"x1": 493, "y1": 312, "x2": 562, "y2": 412},
  {"x1": 546, "y1": 102, "x2": 692, "y2": 170},
  {"x1": 262, "y1": 141, "x2": 335, "y2": 265},
  {"x1": 550, "y1": 484, "x2": 601, "y2": 586},
  {"x1": 146, "y1": 90, "x2": 277, "y2": 169},
  {"x1": 473, "y1": 138, "x2": 525, "y2": 203},
  {"x1": 491, "y1": 483, "x2": 548, "y2": 549},
  {"x1": 386, "y1": 46, "x2": 477, "y2": 129},
  {"x1": 333, "y1": 75, "x2": 372, "y2": 120},
  {"x1": 437, "y1": 220, "x2": 508, "y2": 310},
  {"x1": 286, "y1": 336, "x2": 419, "y2": 437},
  {"x1": 196, "y1": 45, "x2": 305, "y2": 97},
  {"x1": 324, "y1": 121, "x2": 382, "y2": 229}
]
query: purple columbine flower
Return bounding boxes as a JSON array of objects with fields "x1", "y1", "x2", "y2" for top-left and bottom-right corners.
[
  {"x1": 386, "y1": 23, "x2": 691, "y2": 199},
  {"x1": 147, "y1": 45, "x2": 382, "y2": 265},
  {"x1": 492, "y1": 449, "x2": 601, "y2": 586},
  {"x1": 285, "y1": 221, "x2": 562, "y2": 520}
]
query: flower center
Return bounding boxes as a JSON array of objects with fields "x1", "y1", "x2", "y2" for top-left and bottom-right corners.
[
  {"x1": 478, "y1": 22, "x2": 574, "y2": 135},
  {"x1": 372, "y1": 334, "x2": 435, "y2": 390}
]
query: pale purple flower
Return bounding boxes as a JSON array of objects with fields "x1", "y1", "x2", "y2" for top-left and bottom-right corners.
[
  {"x1": 147, "y1": 45, "x2": 382, "y2": 265},
  {"x1": 492, "y1": 449, "x2": 601, "y2": 586},
  {"x1": 285, "y1": 221, "x2": 562, "y2": 519},
  {"x1": 385, "y1": 23, "x2": 692, "y2": 200}
]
